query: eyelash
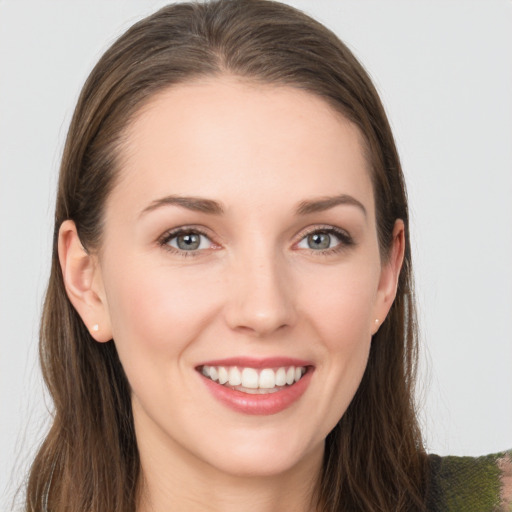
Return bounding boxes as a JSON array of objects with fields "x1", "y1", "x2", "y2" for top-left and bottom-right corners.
[
  {"x1": 158, "y1": 226, "x2": 213, "y2": 257},
  {"x1": 157, "y1": 225, "x2": 354, "y2": 257},
  {"x1": 297, "y1": 225, "x2": 354, "y2": 255}
]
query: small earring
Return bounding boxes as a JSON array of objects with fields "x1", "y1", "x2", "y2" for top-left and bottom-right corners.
[
  {"x1": 374, "y1": 319, "x2": 379, "y2": 324},
  {"x1": 92, "y1": 324, "x2": 99, "y2": 332}
]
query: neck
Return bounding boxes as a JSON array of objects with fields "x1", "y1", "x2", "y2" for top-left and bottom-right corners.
[{"x1": 135, "y1": 420, "x2": 323, "y2": 512}]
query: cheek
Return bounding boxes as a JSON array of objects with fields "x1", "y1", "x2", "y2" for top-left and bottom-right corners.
[
  {"x1": 103, "y1": 259, "x2": 223, "y2": 363},
  {"x1": 298, "y1": 265, "x2": 378, "y2": 424},
  {"x1": 311, "y1": 279, "x2": 374, "y2": 383},
  {"x1": 302, "y1": 265, "x2": 379, "y2": 346}
]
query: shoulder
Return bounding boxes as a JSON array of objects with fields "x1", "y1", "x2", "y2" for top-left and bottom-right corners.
[{"x1": 426, "y1": 450, "x2": 512, "y2": 512}]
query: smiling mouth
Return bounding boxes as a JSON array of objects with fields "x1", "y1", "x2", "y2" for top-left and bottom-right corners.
[{"x1": 199, "y1": 365, "x2": 308, "y2": 394}]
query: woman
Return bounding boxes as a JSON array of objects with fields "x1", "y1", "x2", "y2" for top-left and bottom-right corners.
[{"x1": 21, "y1": 1, "x2": 510, "y2": 511}]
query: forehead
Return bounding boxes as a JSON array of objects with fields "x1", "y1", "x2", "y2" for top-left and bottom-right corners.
[{"x1": 111, "y1": 77, "x2": 374, "y2": 218}]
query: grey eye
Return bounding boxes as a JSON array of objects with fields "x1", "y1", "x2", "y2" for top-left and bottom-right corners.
[
  {"x1": 177, "y1": 233, "x2": 200, "y2": 250},
  {"x1": 307, "y1": 232, "x2": 331, "y2": 250},
  {"x1": 168, "y1": 232, "x2": 211, "y2": 251},
  {"x1": 297, "y1": 229, "x2": 345, "y2": 251}
]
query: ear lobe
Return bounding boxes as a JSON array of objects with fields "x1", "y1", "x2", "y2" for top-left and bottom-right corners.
[
  {"x1": 58, "y1": 220, "x2": 112, "y2": 342},
  {"x1": 371, "y1": 219, "x2": 405, "y2": 335}
]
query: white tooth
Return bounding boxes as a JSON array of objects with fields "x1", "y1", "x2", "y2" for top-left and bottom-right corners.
[
  {"x1": 241, "y1": 368, "x2": 259, "y2": 389},
  {"x1": 286, "y1": 366, "x2": 295, "y2": 385},
  {"x1": 202, "y1": 365, "x2": 210, "y2": 377},
  {"x1": 294, "y1": 367, "x2": 303, "y2": 382},
  {"x1": 275, "y1": 367, "x2": 287, "y2": 386},
  {"x1": 218, "y1": 366, "x2": 229, "y2": 385},
  {"x1": 209, "y1": 366, "x2": 218, "y2": 382},
  {"x1": 228, "y1": 367, "x2": 242, "y2": 386},
  {"x1": 259, "y1": 369, "x2": 276, "y2": 389}
]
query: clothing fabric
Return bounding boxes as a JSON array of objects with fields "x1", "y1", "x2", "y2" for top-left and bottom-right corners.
[{"x1": 426, "y1": 451, "x2": 512, "y2": 511}]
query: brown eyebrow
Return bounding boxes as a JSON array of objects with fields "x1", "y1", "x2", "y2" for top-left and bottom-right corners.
[
  {"x1": 296, "y1": 194, "x2": 367, "y2": 217},
  {"x1": 140, "y1": 193, "x2": 365, "y2": 218},
  {"x1": 140, "y1": 195, "x2": 225, "y2": 217}
]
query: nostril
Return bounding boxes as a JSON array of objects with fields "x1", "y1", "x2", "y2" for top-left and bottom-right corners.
[{"x1": 230, "y1": 321, "x2": 291, "y2": 338}]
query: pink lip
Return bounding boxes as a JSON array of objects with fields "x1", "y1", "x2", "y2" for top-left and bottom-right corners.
[{"x1": 196, "y1": 357, "x2": 314, "y2": 416}]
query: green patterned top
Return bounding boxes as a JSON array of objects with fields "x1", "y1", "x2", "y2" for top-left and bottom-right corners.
[{"x1": 426, "y1": 451, "x2": 512, "y2": 511}]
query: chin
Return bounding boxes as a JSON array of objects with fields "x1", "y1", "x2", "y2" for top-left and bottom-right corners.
[{"x1": 194, "y1": 426, "x2": 324, "y2": 479}]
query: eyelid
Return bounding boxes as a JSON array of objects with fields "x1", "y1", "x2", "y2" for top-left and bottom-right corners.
[
  {"x1": 294, "y1": 224, "x2": 354, "y2": 252},
  {"x1": 157, "y1": 225, "x2": 220, "y2": 254},
  {"x1": 156, "y1": 224, "x2": 353, "y2": 256}
]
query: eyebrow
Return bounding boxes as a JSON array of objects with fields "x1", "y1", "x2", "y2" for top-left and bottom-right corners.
[
  {"x1": 296, "y1": 194, "x2": 367, "y2": 217},
  {"x1": 140, "y1": 195, "x2": 225, "y2": 217},
  {"x1": 139, "y1": 193, "x2": 366, "y2": 218}
]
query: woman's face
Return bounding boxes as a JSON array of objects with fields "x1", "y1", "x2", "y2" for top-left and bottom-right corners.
[{"x1": 93, "y1": 78, "x2": 401, "y2": 478}]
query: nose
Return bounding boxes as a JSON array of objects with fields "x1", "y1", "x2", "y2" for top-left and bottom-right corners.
[{"x1": 224, "y1": 248, "x2": 297, "y2": 337}]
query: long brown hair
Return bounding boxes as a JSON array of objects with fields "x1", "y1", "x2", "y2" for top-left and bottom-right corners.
[{"x1": 26, "y1": 1, "x2": 427, "y2": 510}]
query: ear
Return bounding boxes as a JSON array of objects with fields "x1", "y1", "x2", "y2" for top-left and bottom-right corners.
[
  {"x1": 371, "y1": 219, "x2": 405, "y2": 335},
  {"x1": 58, "y1": 220, "x2": 112, "y2": 342}
]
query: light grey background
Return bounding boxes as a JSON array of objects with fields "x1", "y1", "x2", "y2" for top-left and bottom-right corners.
[{"x1": 1, "y1": 0, "x2": 511, "y2": 508}]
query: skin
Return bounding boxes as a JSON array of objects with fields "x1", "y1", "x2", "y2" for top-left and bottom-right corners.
[{"x1": 59, "y1": 77, "x2": 404, "y2": 512}]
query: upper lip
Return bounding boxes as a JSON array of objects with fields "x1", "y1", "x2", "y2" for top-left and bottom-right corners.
[{"x1": 196, "y1": 356, "x2": 313, "y2": 369}]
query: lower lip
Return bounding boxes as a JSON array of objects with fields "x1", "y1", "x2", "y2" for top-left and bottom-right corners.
[{"x1": 199, "y1": 368, "x2": 313, "y2": 415}]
